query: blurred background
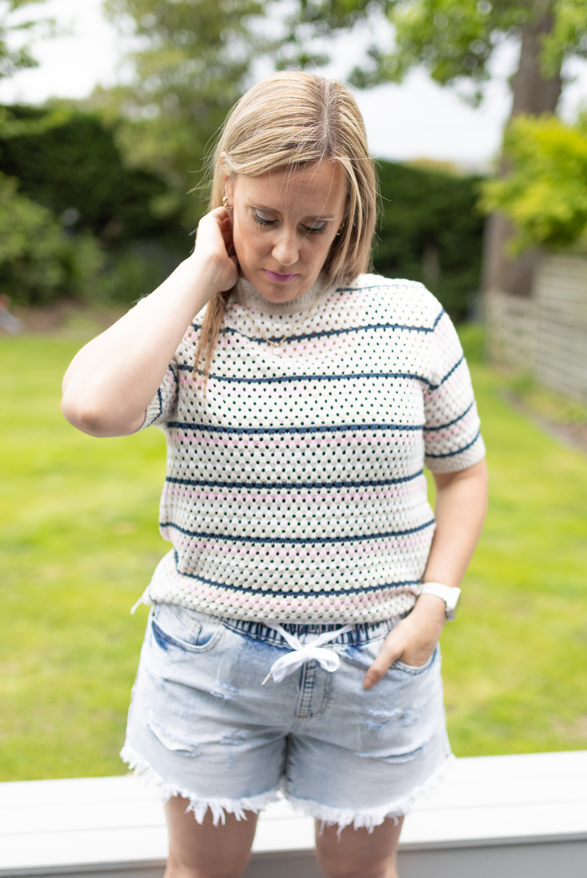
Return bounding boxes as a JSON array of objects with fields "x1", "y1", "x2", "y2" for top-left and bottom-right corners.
[{"x1": 1, "y1": 0, "x2": 586, "y2": 781}]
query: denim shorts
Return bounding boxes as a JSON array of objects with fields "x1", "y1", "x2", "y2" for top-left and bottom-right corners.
[{"x1": 121, "y1": 602, "x2": 452, "y2": 831}]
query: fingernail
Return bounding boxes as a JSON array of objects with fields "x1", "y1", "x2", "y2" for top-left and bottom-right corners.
[{"x1": 363, "y1": 677, "x2": 373, "y2": 690}]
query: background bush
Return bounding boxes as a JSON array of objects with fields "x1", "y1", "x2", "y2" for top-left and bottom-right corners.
[
  {"x1": 0, "y1": 104, "x2": 189, "y2": 306},
  {"x1": 0, "y1": 103, "x2": 485, "y2": 316},
  {"x1": 481, "y1": 112, "x2": 587, "y2": 255},
  {"x1": 0, "y1": 171, "x2": 103, "y2": 306},
  {"x1": 373, "y1": 161, "x2": 485, "y2": 320}
]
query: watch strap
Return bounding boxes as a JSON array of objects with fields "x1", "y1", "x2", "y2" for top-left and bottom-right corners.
[{"x1": 420, "y1": 582, "x2": 461, "y2": 620}]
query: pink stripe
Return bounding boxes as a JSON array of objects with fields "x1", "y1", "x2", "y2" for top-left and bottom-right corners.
[
  {"x1": 161, "y1": 558, "x2": 417, "y2": 616},
  {"x1": 167, "y1": 430, "x2": 421, "y2": 450},
  {"x1": 162, "y1": 480, "x2": 425, "y2": 505},
  {"x1": 424, "y1": 411, "x2": 477, "y2": 442}
]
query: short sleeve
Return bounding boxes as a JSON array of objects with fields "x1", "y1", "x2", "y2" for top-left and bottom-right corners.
[
  {"x1": 135, "y1": 360, "x2": 179, "y2": 432},
  {"x1": 423, "y1": 311, "x2": 485, "y2": 473}
]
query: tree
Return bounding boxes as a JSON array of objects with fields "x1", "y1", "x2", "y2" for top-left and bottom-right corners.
[
  {"x1": 99, "y1": 0, "x2": 269, "y2": 228},
  {"x1": 481, "y1": 112, "x2": 587, "y2": 253},
  {"x1": 282, "y1": 0, "x2": 587, "y2": 295},
  {"x1": 0, "y1": 0, "x2": 54, "y2": 81}
]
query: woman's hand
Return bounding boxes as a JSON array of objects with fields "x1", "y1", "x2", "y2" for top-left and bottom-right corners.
[
  {"x1": 363, "y1": 595, "x2": 446, "y2": 689},
  {"x1": 362, "y1": 461, "x2": 488, "y2": 690},
  {"x1": 189, "y1": 206, "x2": 239, "y2": 294}
]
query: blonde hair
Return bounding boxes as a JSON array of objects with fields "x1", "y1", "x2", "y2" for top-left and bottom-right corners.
[{"x1": 194, "y1": 71, "x2": 378, "y2": 385}]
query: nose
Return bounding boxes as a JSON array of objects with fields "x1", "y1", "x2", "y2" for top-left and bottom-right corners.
[{"x1": 271, "y1": 228, "x2": 299, "y2": 268}]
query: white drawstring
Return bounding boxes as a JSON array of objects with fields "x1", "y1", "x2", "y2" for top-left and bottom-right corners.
[{"x1": 262, "y1": 623, "x2": 354, "y2": 685}]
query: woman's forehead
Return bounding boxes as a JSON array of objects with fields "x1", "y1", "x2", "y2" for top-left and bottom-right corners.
[{"x1": 234, "y1": 162, "x2": 346, "y2": 216}]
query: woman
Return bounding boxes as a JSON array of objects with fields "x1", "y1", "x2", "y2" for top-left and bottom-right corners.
[{"x1": 62, "y1": 72, "x2": 487, "y2": 878}]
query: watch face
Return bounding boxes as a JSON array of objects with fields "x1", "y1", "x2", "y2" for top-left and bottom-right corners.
[{"x1": 447, "y1": 590, "x2": 461, "y2": 619}]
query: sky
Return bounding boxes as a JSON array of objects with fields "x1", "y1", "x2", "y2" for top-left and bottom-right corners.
[{"x1": 2, "y1": 0, "x2": 587, "y2": 171}]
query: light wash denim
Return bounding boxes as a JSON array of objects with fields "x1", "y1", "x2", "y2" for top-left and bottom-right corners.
[{"x1": 122, "y1": 602, "x2": 453, "y2": 831}]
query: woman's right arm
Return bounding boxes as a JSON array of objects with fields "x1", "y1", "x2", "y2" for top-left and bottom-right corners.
[{"x1": 61, "y1": 208, "x2": 237, "y2": 438}]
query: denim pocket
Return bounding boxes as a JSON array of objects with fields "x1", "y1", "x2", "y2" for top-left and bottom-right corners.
[
  {"x1": 151, "y1": 603, "x2": 224, "y2": 653},
  {"x1": 392, "y1": 645, "x2": 438, "y2": 675}
]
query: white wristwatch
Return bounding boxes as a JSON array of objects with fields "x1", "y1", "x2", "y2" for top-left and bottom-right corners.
[{"x1": 420, "y1": 582, "x2": 461, "y2": 621}]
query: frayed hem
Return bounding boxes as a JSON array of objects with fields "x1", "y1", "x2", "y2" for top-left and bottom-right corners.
[
  {"x1": 120, "y1": 744, "x2": 281, "y2": 825},
  {"x1": 285, "y1": 752, "x2": 456, "y2": 834}
]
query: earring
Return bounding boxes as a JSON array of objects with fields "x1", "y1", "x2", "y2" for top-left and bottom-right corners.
[{"x1": 222, "y1": 195, "x2": 228, "y2": 208}]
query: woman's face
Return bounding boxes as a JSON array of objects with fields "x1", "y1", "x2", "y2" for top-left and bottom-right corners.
[{"x1": 225, "y1": 160, "x2": 347, "y2": 303}]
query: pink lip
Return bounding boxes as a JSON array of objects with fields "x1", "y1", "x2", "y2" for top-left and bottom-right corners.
[{"x1": 264, "y1": 269, "x2": 297, "y2": 283}]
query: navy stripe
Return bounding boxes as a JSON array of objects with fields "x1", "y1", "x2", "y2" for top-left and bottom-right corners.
[
  {"x1": 425, "y1": 429, "x2": 481, "y2": 459},
  {"x1": 215, "y1": 317, "x2": 444, "y2": 345},
  {"x1": 429, "y1": 355, "x2": 464, "y2": 391},
  {"x1": 167, "y1": 422, "x2": 423, "y2": 435},
  {"x1": 160, "y1": 519, "x2": 435, "y2": 544},
  {"x1": 171, "y1": 556, "x2": 421, "y2": 598},
  {"x1": 178, "y1": 356, "x2": 462, "y2": 390},
  {"x1": 432, "y1": 309, "x2": 445, "y2": 329},
  {"x1": 191, "y1": 306, "x2": 446, "y2": 343},
  {"x1": 181, "y1": 365, "x2": 432, "y2": 387},
  {"x1": 165, "y1": 470, "x2": 424, "y2": 490},
  {"x1": 146, "y1": 388, "x2": 163, "y2": 426},
  {"x1": 423, "y1": 401, "x2": 474, "y2": 432}
]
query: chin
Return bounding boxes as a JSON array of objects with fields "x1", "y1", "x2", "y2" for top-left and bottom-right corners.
[{"x1": 253, "y1": 272, "x2": 308, "y2": 302}]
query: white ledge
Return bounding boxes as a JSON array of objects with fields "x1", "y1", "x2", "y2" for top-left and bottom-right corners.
[{"x1": 1, "y1": 751, "x2": 587, "y2": 878}]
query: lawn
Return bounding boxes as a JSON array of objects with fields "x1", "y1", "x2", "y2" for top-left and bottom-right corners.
[{"x1": 1, "y1": 329, "x2": 586, "y2": 780}]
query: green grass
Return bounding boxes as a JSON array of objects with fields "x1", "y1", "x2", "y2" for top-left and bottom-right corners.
[{"x1": 1, "y1": 331, "x2": 587, "y2": 780}]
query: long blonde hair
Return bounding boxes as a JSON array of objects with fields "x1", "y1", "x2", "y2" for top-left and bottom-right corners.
[{"x1": 194, "y1": 71, "x2": 378, "y2": 384}]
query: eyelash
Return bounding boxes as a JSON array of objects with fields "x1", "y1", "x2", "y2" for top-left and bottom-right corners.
[{"x1": 252, "y1": 213, "x2": 327, "y2": 236}]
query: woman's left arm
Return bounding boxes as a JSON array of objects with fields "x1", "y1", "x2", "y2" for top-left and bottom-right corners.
[{"x1": 363, "y1": 458, "x2": 488, "y2": 689}]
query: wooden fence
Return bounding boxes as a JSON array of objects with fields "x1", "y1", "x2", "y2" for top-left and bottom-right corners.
[{"x1": 485, "y1": 253, "x2": 587, "y2": 402}]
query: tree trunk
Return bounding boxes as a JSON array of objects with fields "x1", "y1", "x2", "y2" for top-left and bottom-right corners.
[{"x1": 482, "y1": 4, "x2": 563, "y2": 298}]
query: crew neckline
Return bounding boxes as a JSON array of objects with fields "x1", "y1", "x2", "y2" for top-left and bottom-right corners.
[{"x1": 234, "y1": 275, "x2": 330, "y2": 316}]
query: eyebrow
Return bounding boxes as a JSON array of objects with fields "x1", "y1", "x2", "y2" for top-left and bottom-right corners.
[{"x1": 249, "y1": 202, "x2": 336, "y2": 221}]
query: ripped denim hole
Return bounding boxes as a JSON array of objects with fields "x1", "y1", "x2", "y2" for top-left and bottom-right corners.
[{"x1": 147, "y1": 715, "x2": 201, "y2": 757}]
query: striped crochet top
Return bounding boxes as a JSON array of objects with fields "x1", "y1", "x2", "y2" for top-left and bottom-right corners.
[{"x1": 138, "y1": 273, "x2": 485, "y2": 623}]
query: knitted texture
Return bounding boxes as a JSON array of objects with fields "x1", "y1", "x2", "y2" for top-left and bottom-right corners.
[{"x1": 138, "y1": 274, "x2": 485, "y2": 623}]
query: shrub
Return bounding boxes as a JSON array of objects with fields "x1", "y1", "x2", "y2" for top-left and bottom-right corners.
[
  {"x1": 0, "y1": 172, "x2": 103, "y2": 306},
  {"x1": 481, "y1": 113, "x2": 587, "y2": 254},
  {"x1": 374, "y1": 160, "x2": 485, "y2": 321}
]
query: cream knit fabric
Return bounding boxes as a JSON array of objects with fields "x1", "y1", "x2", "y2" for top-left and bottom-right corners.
[{"x1": 138, "y1": 274, "x2": 485, "y2": 623}]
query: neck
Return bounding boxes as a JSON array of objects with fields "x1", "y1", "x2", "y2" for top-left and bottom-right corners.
[{"x1": 235, "y1": 276, "x2": 327, "y2": 315}]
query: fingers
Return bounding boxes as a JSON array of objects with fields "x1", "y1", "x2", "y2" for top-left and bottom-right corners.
[{"x1": 363, "y1": 638, "x2": 402, "y2": 690}]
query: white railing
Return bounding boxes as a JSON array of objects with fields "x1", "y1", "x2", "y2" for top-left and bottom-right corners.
[{"x1": 1, "y1": 751, "x2": 587, "y2": 878}]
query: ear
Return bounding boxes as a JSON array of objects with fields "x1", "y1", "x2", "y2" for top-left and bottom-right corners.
[{"x1": 224, "y1": 175, "x2": 235, "y2": 202}]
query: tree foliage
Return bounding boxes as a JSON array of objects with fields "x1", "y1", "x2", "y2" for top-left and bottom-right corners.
[
  {"x1": 0, "y1": 0, "x2": 54, "y2": 81},
  {"x1": 284, "y1": 1, "x2": 587, "y2": 104},
  {"x1": 0, "y1": 171, "x2": 103, "y2": 306},
  {"x1": 0, "y1": 104, "x2": 184, "y2": 246},
  {"x1": 100, "y1": 0, "x2": 268, "y2": 226},
  {"x1": 480, "y1": 113, "x2": 587, "y2": 253},
  {"x1": 0, "y1": 104, "x2": 191, "y2": 306},
  {"x1": 375, "y1": 160, "x2": 484, "y2": 319}
]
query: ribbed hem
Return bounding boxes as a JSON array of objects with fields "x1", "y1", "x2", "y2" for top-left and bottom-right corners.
[
  {"x1": 285, "y1": 752, "x2": 456, "y2": 834},
  {"x1": 120, "y1": 745, "x2": 281, "y2": 825}
]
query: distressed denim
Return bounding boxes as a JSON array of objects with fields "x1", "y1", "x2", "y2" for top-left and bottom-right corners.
[{"x1": 122, "y1": 602, "x2": 453, "y2": 830}]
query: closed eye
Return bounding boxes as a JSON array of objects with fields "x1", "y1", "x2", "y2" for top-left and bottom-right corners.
[
  {"x1": 252, "y1": 209, "x2": 327, "y2": 236},
  {"x1": 252, "y1": 210, "x2": 277, "y2": 227}
]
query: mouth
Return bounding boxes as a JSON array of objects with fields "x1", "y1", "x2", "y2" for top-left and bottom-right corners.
[{"x1": 263, "y1": 269, "x2": 298, "y2": 283}]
